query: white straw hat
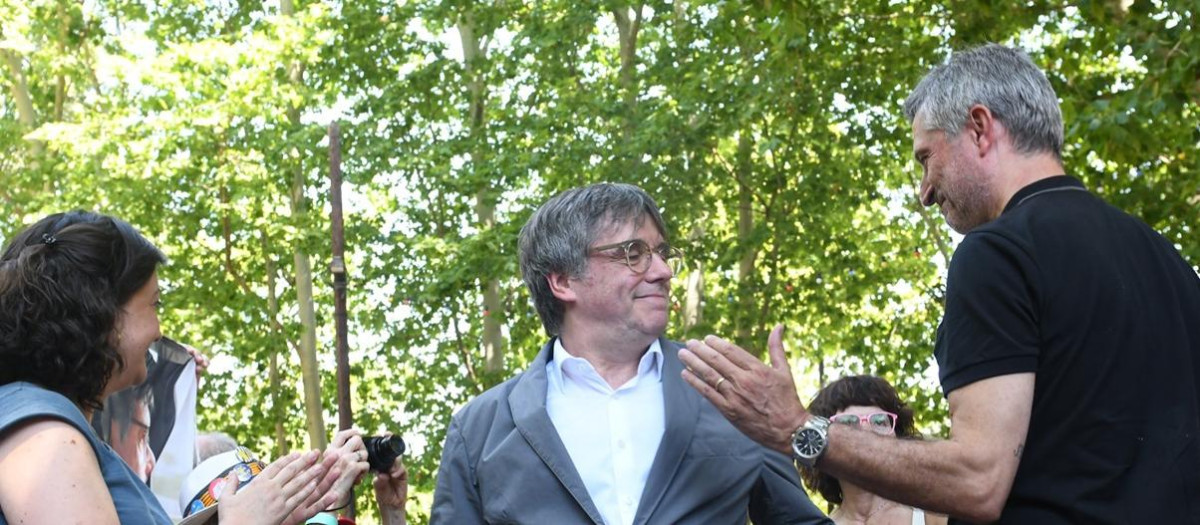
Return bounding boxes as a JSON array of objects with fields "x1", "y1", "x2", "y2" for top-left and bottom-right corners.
[{"x1": 177, "y1": 446, "x2": 266, "y2": 525}]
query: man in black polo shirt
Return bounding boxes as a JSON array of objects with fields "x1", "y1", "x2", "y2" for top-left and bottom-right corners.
[{"x1": 677, "y1": 43, "x2": 1200, "y2": 523}]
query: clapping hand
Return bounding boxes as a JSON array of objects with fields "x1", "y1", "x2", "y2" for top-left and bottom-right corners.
[{"x1": 217, "y1": 450, "x2": 337, "y2": 525}]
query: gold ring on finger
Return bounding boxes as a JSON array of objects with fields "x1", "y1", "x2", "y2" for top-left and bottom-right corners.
[{"x1": 714, "y1": 376, "x2": 727, "y2": 390}]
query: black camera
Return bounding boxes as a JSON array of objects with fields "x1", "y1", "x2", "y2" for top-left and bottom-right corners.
[{"x1": 364, "y1": 435, "x2": 405, "y2": 472}]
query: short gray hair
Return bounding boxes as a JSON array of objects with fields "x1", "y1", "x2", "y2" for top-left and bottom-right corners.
[
  {"x1": 519, "y1": 183, "x2": 668, "y2": 336},
  {"x1": 195, "y1": 432, "x2": 239, "y2": 462},
  {"x1": 904, "y1": 43, "x2": 1063, "y2": 160}
]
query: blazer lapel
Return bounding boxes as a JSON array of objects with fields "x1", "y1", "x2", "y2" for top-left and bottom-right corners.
[
  {"x1": 509, "y1": 338, "x2": 606, "y2": 525},
  {"x1": 633, "y1": 337, "x2": 700, "y2": 524}
]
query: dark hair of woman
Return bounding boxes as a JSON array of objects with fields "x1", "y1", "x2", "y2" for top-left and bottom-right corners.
[
  {"x1": 799, "y1": 375, "x2": 918, "y2": 505},
  {"x1": 0, "y1": 211, "x2": 165, "y2": 411}
]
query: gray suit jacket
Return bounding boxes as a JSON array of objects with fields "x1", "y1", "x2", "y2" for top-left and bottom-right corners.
[{"x1": 431, "y1": 338, "x2": 831, "y2": 524}]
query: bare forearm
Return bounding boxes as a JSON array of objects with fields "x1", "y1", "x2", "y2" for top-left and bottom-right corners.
[
  {"x1": 675, "y1": 332, "x2": 1031, "y2": 523},
  {"x1": 381, "y1": 507, "x2": 406, "y2": 525},
  {"x1": 819, "y1": 426, "x2": 1015, "y2": 522}
]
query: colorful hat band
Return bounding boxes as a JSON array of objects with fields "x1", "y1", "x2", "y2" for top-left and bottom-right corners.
[{"x1": 182, "y1": 446, "x2": 266, "y2": 518}]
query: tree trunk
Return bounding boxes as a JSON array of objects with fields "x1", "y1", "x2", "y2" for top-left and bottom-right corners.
[
  {"x1": 291, "y1": 180, "x2": 326, "y2": 450},
  {"x1": 675, "y1": 3, "x2": 703, "y2": 332},
  {"x1": 682, "y1": 224, "x2": 704, "y2": 330},
  {"x1": 612, "y1": 5, "x2": 643, "y2": 173},
  {"x1": 264, "y1": 233, "x2": 290, "y2": 456},
  {"x1": 1, "y1": 49, "x2": 43, "y2": 157},
  {"x1": 734, "y1": 133, "x2": 758, "y2": 348},
  {"x1": 279, "y1": 0, "x2": 327, "y2": 450},
  {"x1": 54, "y1": 0, "x2": 67, "y2": 122},
  {"x1": 458, "y1": 12, "x2": 506, "y2": 375},
  {"x1": 1, "y1": 51, "x2": 36, "y2": 128}
]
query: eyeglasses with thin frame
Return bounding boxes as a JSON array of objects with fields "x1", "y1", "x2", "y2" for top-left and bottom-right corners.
[
  {"x1": 589, "y1": 239, "x2": 684, "y2": 275},
  {"x1": 829, "y1": 411, "x2": 897, "y2": 435}
]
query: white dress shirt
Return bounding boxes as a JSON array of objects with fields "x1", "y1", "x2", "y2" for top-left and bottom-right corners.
[{"x1": 545, "y1": 339, "x2": 666, "y2": 525}]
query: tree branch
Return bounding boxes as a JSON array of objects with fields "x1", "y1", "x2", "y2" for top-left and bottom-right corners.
[
  {"x1": 219, "y1": 184, "x2": 303, "y2": 359},
  {"x1": 907, "y1": 169, "x2": 954, "y2": 267},
  {"x1": 2, "y1": 49, "x2": 38, "y2": 128},
  {"x1": 450, "y1": 303, "x2": 483, "y2": 394}
]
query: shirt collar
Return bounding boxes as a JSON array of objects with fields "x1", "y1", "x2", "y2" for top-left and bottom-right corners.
[
  {"x1": 1002, "y1": 175, "x2": 1085, "y2": 214},
  {"x1": 548, "y1": 338, "x2": 664, "y2": 393}
]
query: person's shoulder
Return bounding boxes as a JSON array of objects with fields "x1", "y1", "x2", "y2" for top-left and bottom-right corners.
[
  {"x1": 0, "y1": 381, "x2": 68, "y2": 403},
  {"x1": 0, "y1": 385, "x2": 98, "y2": 464},
  {"x1": 0, "y1": 417, "x2": 95, "y2": 467},
  {"x1": 987, "y1": 179, "x2": 1111, "y2": 238},
  {"x1": 954, "y1": 224, "x2": 1033, "y2": 266},
  {"x1": 0, "y1": 417, "x2": 119, "y2": 525},
  {"x1": 0, "y1": 382, "x2": 91, "y2": 431},
  {"x1": 454, "y1": 341, "x2": 557, "y2": 418},
  {"x1": 1, "y1": 416, "x2": 87, "y2": 441},
  {"x1": 450, "y1": 371, "x2": 528, "y2": 423}
]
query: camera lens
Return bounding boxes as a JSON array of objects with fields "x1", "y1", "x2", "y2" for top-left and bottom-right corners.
[{"x1": 364, "y1": 435, "x2": 405, "y2": 472}]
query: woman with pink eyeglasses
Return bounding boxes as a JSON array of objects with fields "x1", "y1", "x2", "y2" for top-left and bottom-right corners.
[{"x1": 798, "y1": 375, "x2": 947, "y2": 525}]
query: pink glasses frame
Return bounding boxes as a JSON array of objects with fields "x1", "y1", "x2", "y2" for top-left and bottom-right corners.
[{"x1": 829, "y1": 411, "x2": 898, "y2": 433}]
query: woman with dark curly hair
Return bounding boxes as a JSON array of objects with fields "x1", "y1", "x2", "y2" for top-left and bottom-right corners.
[
  {"x1": 0, "y1": 211, "x2": 340, "y2": 525},
  {"x1": 799, "y1": 375, "x2": 947, "y2": 525}
]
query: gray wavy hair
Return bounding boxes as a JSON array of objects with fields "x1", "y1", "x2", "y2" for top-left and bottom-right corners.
[
  {"x1": 519, "y1": 183, "x2": 667, "y2": 336},
  {"x1": 904, "y1": 43, "x2": 1063, "y2": 160}
]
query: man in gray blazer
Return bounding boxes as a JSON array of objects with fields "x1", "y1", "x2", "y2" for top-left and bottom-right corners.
[{"x1": 431, "y1": 183, "x2": 830, "y2": 524}]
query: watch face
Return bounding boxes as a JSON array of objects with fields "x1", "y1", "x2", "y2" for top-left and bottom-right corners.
[{"x1": 794, "y1": 428, "x2": 826, "y2": 458}]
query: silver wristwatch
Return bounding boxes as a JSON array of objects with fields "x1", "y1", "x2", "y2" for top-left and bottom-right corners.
[{"x1": 791, "y1": 415, "x2": 831, "y2": 467}]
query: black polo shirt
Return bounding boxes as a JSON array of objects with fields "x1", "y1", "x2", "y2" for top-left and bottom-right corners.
[{"x1": 935, "y1": 176, "x2": 1200, "y2": 524}]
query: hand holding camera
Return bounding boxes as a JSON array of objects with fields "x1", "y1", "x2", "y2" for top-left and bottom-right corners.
[{"x1": 364, "y1": 434, "x2": 406, "y2": 473}]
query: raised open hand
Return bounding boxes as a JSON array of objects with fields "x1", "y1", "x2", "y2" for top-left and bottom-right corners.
[{"x1": 678, "y1": 324, "x2": 809, "y2": 454}]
